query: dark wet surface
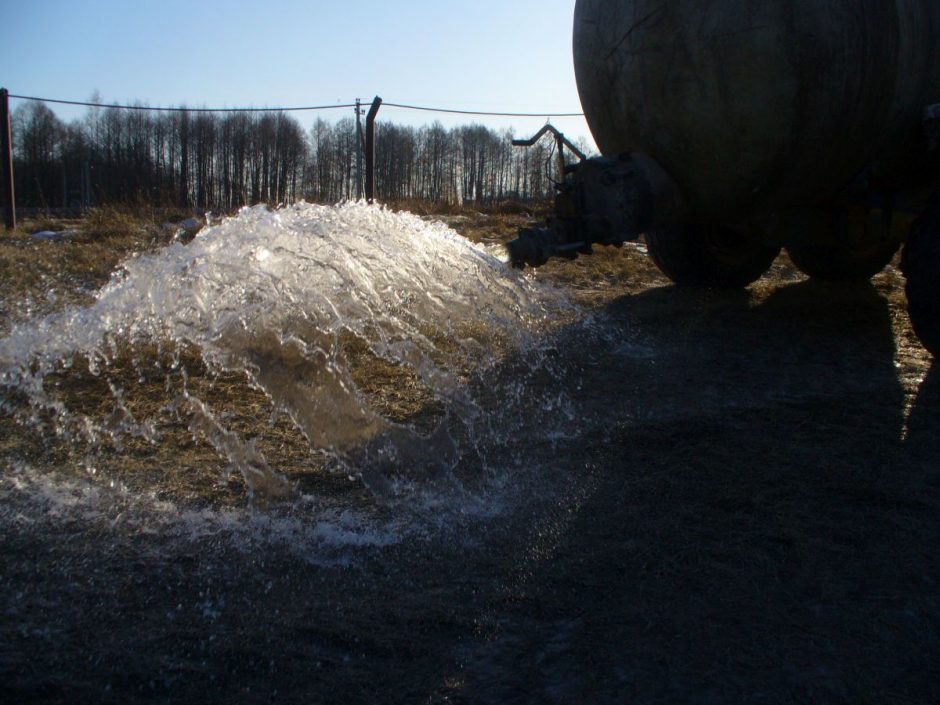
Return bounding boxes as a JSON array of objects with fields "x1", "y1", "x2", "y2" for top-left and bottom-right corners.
[{"x1": 3, "y1": 278, "x2": 940, "y2": 704}]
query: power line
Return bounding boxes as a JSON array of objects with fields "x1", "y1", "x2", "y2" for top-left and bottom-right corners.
[
  {"x1": 7, "y1": 94, "x2": 357, "y2": 113},
  {"x1": 383, "y1": 102, "x2": 584, "y2": 118},
  {"x1": 6, "y1": 93, "x2": 585, "y2": 118}
]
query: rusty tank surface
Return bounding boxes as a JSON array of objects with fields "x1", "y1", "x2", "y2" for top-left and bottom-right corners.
[{"x1": 508, "y1": 0, "x2": 940, "y2": 354}]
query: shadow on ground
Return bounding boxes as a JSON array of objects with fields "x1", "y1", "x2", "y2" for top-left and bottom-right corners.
[{"x1": 445, "y1": 280, "x2": 939, "y2": 704}]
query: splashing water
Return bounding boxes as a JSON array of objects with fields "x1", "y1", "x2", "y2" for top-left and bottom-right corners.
[{"x1": 0, "y1": 203, "x2": 568, "y2": 499}]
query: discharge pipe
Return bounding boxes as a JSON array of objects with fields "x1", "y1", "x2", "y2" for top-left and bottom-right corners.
[{"x1": 507, "y1": 152, "x2": 685, "y2": 268}]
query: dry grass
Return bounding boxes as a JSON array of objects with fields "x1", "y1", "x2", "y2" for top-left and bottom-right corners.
[
  {"x1": 0, "y1": 208, "x2": 183, "y2": 335},
  {"x1": 385, "y1": 198, "x2": 551, "y2": 219}
]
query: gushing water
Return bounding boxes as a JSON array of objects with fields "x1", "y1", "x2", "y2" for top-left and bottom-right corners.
[{"x1": 0, "y1": 203, "x2": 568, "y2": 501}]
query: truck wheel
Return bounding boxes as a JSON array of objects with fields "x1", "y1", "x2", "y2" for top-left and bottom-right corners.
[
  {"x1": 785, "y1": 208, "x2": 900, "y2": 281},
  {"x1": 645, "y1": 224, "x2": 780, "y2": 289},
  {"x1": 786, "y1": 240, "x2": 900, "y2": 281},
  {"x1": 901, "y1": 197, "x2": 940, "y2": 356}
]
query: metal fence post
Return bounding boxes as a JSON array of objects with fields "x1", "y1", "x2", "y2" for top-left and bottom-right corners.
[
  {"x1": 365, "y1": 96, "x2": 382, "y2": 203},
  {"x1": 1, "y1": 88, "x2": 15, "y2": 230}
]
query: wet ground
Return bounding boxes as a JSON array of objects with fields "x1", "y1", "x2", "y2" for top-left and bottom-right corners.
[{"x1": 2, "y1": 222, "x2": 939, "y2": 704}]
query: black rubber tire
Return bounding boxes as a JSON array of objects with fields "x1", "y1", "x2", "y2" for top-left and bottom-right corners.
[
  {"x1": 901, "y1": 196, "x2": 940, "y2": 356},
  {"x1": 786, "y1": 239, "x2": 900, "y2": 281},
  {"x1": 645, "y1": 224, "x2": 780, "y2": 289}
]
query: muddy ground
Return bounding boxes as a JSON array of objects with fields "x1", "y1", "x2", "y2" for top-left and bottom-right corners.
[{"x1": 1, "y1": 210, "x2": 938, "y2": 704}]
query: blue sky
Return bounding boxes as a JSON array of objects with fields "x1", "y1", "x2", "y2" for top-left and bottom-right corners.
[{"x1": 2, "y1": 0, "x2": 593, "y2": 146}]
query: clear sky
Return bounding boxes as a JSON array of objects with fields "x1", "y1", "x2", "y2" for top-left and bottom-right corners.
[{"x1": 2, "y1": 0, "x2": 594, "y2": 148}]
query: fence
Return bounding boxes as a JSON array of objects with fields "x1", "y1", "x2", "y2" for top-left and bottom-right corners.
[{"x1": 1, "y1": 89, "x2": 587, "y2": 230}]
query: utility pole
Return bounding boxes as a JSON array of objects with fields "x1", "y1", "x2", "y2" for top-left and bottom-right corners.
[
  {"x1": 355, "y1": 99, "x2": 364, "y2": 201},
  {"x1": 1, "y1": 88, "x2": 15, "y2": 230}
]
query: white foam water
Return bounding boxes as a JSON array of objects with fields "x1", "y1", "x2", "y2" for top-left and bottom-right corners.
[
  {"x1": 0, "y1": 459, "x2": 408, "y2": 565},
  {"x1": 0, "y1": 202, "x2": 568, "y2": 501}
]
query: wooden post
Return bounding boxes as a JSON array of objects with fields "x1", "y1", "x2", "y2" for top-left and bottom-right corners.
[
  {"x1": 365, "y1": 96, "x2": 382, "y2": 203},
  {"x1": 1, "y1": 88, "x2": 15, "y2": 231},
  {"x1": 355, "y1": 99, "x2": 363, "y2": 200}
]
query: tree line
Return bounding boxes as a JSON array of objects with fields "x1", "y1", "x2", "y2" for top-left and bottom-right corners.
[{"x1": 10, "y1": 101, "x2": 589, "y2": 212}]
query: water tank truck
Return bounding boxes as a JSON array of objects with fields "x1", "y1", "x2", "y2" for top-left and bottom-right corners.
[{"x1": 507, "y1": 0, "x2": 940, "y2": 354}]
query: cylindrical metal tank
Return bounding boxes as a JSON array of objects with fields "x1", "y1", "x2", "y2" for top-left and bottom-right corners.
[{"x1": 574, "y1": 0, "x2": 940, "y2": 221}]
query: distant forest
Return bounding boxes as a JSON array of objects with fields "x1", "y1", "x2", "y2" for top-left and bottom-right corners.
[{"x1": 10, "y1": 101, "x2": 591, "y2": 211}]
